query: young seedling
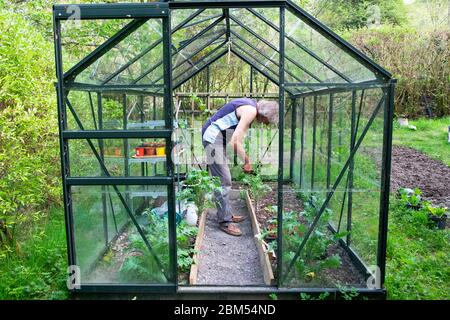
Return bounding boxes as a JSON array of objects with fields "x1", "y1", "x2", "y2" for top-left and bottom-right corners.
[
  {"x1": 242, "y1": 170, "x2": 271, "y2": 213},
  {"x1": 178, "y1": 169, "x2": 222, "y2": 213}
]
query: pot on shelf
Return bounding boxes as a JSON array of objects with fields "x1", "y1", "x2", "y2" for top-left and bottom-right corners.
[
  {"x1": 114, "y1": 147, "x2": 122, "y2": 157},
  {"x1": 156, "y1": 145, "x2": 166, "y2": 156},
  {"x1": 135, "y1": 146, "x2": 145, "y2": 157},
  {"x1": 145, "y1": 146, "x2": 156, "y2": 156}
]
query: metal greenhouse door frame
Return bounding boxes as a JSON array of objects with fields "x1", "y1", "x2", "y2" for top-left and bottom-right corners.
[{"x1": 53, "y1": 3, "x2": 177, "y2": 293}]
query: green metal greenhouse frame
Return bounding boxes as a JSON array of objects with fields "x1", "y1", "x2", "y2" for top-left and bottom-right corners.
[{"x1": 53, "y1": 0, "x2": 396, "y2": 298}]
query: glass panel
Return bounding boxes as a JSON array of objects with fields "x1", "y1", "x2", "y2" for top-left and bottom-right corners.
[
  {"x1": 66, "y1": 91, "x2": 165, "y2": 131},
  {"x1": 350, "y1": 88, "x2": 385, "y2": 269},
  {"x1": 72, "y1": 185, "x2": 171, "y2": 285},
  {"x1": 232, "y1": 45, "x2": 279, "y2": 82},
  {"x1": 68, "y1": 138, "x2": 172, "y2": 177},
  {"x1": 250, "y1": 7, "x2": 280, "y2": 29},
  {"x1": 230, "y1": 17, "x2": 280, "y2": 68},
  {"x1": 285, "y1": 10, "x2": 377, "y2": 83},
  {"x1": 172, "y1": 9, "x2": 223, "y2": 50},
  {"x1": 285, "y1": 36, "x2": 344, "y2": 85},
  {"x1": 312, "y1": 95, "x2": 329, "y2": 194},
  {"x1": 231, "y1": 36, "x2": 279, "y2": 79},
  {"x1": 74, "y1": 19, "x2": 164, "y2": 85},
  {"x1": 171, "y1": 9, "x2": 198, "y2": 30},
  {"x1": 115, "y1": 41, "x2": 164, "y2": 86},
  {"x1": 61, "y1": 19, "x2": 131, "y2": 74},
  {"x1": 172, "y1": 31, "x2": 227, "y2": 82},
  {"x1": 292, "y1": 99, "x2": 302, "y2": 186},
  {"x1": 173, "y1": 42, "x2": 227, "y2": 87},
  {"x1": 283, "y1": 86, "x2": 385, "y2": 289},
  {"x1": 230, "y1": 8, "x2": 279, "y2": 52},
  {"x1": 283, "y1": 98, "x2": 293, "y2": 180},
  {"x1": 329, "y1": 92, "x2": 354, "y2": 232}
]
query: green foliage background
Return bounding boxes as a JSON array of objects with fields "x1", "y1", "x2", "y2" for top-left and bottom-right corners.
[{"x1": 0, "y1": 8, "x2": 60, "y2": 242}]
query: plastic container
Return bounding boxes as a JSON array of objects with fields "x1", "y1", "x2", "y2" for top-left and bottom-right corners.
[
  {"x1": 135, "y1": 147, "x2": 145, "y2": 157},
  {"x1": 114, "y1": 147, "x2": 122, "y2": 157},
  {"x1": 145, "y1": 147, "x2": 156, "y2": 156},
  {"x1": 156, "y1": 146, "x2": 166, "y2": 156}
]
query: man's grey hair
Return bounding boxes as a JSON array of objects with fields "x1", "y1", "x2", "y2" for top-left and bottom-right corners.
[{"x1": 257, "y1": 100, "x2": 279, "y2": 124}]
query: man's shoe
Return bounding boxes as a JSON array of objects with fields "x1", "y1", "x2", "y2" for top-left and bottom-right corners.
[
  {"x1": 219, "y1": 223, "x2": 242, "y2": 236},
  {"x1": 231, "y1": 215, "x2": 247, "y2": 223}
]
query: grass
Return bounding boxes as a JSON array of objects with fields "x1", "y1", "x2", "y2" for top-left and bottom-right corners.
[
  {"x1": 393, "y1": 117, "x2": 450, "y2": 166},
  {"x1": 387, "y1": 117, "x2": 450, "y2": 299},
  {"x1": 0, "y1": 207, "x2": 68, "y2": 300},
  {"x1": 386, "y1": 198, "x2": 450, "y2": 300}
]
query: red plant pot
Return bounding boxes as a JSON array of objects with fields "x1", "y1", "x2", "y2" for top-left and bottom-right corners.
[{"x1": 135, "y1": 147, "x2": 145, "y2": 157}]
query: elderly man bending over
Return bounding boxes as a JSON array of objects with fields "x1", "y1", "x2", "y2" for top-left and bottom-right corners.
[{"x1": 201, "y1": 98, "x2": 279, "y2": 236}]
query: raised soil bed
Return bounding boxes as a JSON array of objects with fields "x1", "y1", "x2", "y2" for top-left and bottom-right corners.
[{"x1": 233, "y1": 182, "x2": 367, "y2": 288}]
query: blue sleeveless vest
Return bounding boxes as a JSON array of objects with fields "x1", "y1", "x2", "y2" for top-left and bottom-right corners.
[{"x1": 202, "y1": 98, "x2": 257, "y2": 144}]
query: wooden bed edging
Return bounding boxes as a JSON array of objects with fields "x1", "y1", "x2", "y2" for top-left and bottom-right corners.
[
  {"x1": 189, "y1": 208, "x2": 208, "y2": 285},
  {"x1": 243, "y1": 190, "x2": 276, "y2": 286}
]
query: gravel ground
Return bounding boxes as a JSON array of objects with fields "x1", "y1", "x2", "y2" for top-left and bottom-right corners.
[{"x1": 196, "y1": 196, "x2": 265, "y2": 286}]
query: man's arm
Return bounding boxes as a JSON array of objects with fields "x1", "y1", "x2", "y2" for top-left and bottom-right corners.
[{"x1": 231, "y1": 106, "x2": 257, "y2": 172}]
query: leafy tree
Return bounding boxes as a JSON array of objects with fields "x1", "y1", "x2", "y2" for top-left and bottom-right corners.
[
  {"x1": 0, "y1": 9, "x2": 60, "y2": 247},
  {"x1": 293, "y1": 0, "x2": 407, "y2": 30}
]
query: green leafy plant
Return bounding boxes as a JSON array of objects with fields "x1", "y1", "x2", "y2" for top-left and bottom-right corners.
[
  {"x1": 426, "y1": 204, "x2": 448, "y2": 219},
  {"x1": 120, "y1": 215, "x2": 199, "y2": 283},
  {"x1": 336, "y1": 285, "x2": 360, "y2": 301},
  {"x1": 398, "y1": 188, "x2": 423, "y2": 209},
  {"x1": 190, "y1": 94, "x2": 212, "y2": 121},
  {"x1": 242, "y1": 171, "x2": 271, "y2": 211},
  {"x1": 281, "y1": 195, "x2": 347, "y2": 284},
  {"x1": 178, "y1": 169, "x2": 222, "y2": 213},
  {"x1": 300, "y1": 292, "x2": 330, "y2": 301}
]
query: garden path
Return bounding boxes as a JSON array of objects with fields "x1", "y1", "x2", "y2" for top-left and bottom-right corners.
[{"x1": 196, "y1": 194, "x2": 265, "y2": 285}]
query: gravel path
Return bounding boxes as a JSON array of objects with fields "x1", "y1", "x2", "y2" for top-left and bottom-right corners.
[{"x1": 196, "y1": 196, "x2": 265, "y2": 285}]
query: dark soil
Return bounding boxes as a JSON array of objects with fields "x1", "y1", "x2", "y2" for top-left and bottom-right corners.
[{"x1": 390, "y1": 146, "x2": 450, "y2": 208}]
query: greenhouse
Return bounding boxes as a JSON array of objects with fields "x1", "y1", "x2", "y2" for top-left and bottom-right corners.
[{"x1": 53, "y1": 0, "x2": 396, "y2": 298}]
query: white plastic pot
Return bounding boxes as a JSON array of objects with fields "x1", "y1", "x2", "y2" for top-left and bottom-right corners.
[{"x1": 185, "y1": 203, "x2": 198, "y2": 226}]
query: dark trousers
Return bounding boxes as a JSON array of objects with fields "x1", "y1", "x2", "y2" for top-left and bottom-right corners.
[{"x1": 203, "y1": 133, "x2": 233, "y2": 225}]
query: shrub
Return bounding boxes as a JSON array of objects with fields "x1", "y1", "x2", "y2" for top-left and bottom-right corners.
[
  {"x1": 344, "y1": 26, "x2": 449, "y2": 118},
  {"x1": 0, "y1": 10, "x2": 60, "y2": 249}
]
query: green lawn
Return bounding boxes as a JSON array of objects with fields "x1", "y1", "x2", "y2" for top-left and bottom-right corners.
[
  {"x1": 393, "y1": 117, "x2": 450, "y2": 166},
  {"x1": 387, "y1": 116, "x2": 450, "y2": 300},
  {"x1": 386, "y1": 199, "x2": 450, "y2": 300}
]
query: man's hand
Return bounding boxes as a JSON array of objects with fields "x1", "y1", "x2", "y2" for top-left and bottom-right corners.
[
  {"x1": 231, "y1": 105, "x2": 257, "y2": 173},
  {"x1": 243, "y1": 162, "x2": 253, "y2": 174}
]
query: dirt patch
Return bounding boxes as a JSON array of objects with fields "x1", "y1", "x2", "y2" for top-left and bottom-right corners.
[
  {"x1": 196, "y1": 197, "x2": 265, "y2": 286},
  {"x1": 391, "y1": 146, "x2": 450, "y2": 207}
]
